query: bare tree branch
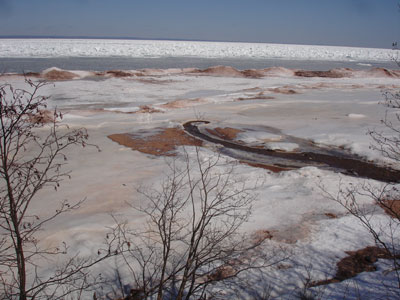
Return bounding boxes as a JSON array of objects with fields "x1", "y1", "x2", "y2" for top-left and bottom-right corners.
[
  {"x1": 112, "y1": 147, "x2": 289, "y2": 300},
  {"x1": 0, "y1": 80, "x2": 110, "y2": 300}
]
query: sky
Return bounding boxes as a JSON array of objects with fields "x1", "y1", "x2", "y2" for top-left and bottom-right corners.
[{"x1": 0, "y1": 0, "x2": 399, "y2": 48}]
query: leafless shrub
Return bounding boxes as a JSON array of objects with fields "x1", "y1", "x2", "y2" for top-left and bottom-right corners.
[
  {"x1": 316, "y1": 55, "x2": 400, "y2": 298},
  {"x1": 111, "y1": 147, "x2": 288, "y2": 300},
  {"x1": 368, "y1": 89, "x2": 400, "y2": 163},
  {"x1": 0, "y1": 80, "x2": 111, "y2": 300},
  {"x1": 321, "y1": 179, "x2": 400, "y2": 296}
]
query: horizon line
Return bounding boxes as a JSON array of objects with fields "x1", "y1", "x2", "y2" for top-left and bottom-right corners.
[{"x1": 0, "y1": 35, "x2": 392, "y2": 50}]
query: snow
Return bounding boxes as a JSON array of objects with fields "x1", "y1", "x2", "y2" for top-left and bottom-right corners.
[
  {"x1": 1, "y1": 50, "x2": 400, "y2": 298},
  {"x1": 347, "y1": 113, "x2": 367, "y2": 118},
  {"x1": 237, "y1": 131, "x2": 283, "y2": 144},
  {"x1": 0, "y1": 38, "x2": 397, "y2": 62},
  {"x1": 265, "y1": 142, "x2": 299, "y2": 151}
]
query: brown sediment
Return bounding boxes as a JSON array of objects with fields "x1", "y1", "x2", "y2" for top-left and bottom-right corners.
[
  {"x1": 24, "y1": 72, "x2": 41, "y2": 77},
  {"x1": 161, "y1": 98, "x2": 207, "y2": 109},
  {"x1": 7, "y1": 66, "x2": 400, "y2": 82},
  {"x1": 28, "y1": 109, "x2": 54, "y2": 124},
  {"x1": 237, "y1": 92, "x2": 275, "y2": 101},
  {"x1": 136, "y1": 105, "x2": 163, "y2": 114},
  {"x1": 324, "y1": 213, "x2": 338, "y2": 219},
  {"x1": 106, "y1": 70, "x2": 133, "y2": 77},
  {"x1": 240, "y1": 161, "x2": 290, "y2": 173},
  {"x1": 0, "y1": 72, "x2": 41, "y2": 79},
  {"x1": 104, "y1": 105, "x2": 162, "y2": 114},
  {"x1": 311, "y1": 246, "x2": 392, "y2": 287},
  {"x1": 362, "y1": 68, "x2": 400, "y2": 78},
  {"x1": 378, "y1": 199, "x2": 400, "y2": 218},
  {"x1": 194, "y1": 65, "x2": 244, "y2": 77},
  {"x1": 93, "y1": 71, "x2": 108, "y2": 77},
  {"x1": 350, "y1": 84, "x2": 364, "y2": 89},
  {"x1": 108, "y1": 127, "x2": 203, "y2": 156},
  {"x1": 251, "y1": 230, "x2": 274, "y2": 244},
  {"x1": 205, "y1": 127, "x2": 243, "y2": 140},
  {"x1": 263, "y1": 67, "x2": 296, "y2": 77},
  {"x1": 294, "y1": 69, "x2": 351, "y2": 78},
  {"x1": 241, "y1": 69, "x2": 266, "y2": 78},
  {"x1": 277, "y1": 263, "x2": 293, "y2": 270},
  {"x1": 193, "y1": 66, "x2": 268, "y2": 78},
  {"x1": 377, "y1": 84, "x2": 400, "y2": 89},
  {"x1": 294, "y1": 67, "x2": 400, "y2": 79},
  {"x1": 206, "y1": 265, "x2": 237, "y2": 281},
  {"x1": 42, "y1": 69, "x2": 78, "y2": 80},
  {"x1": 268, "y1": 87, "x2": 299, "y2": 95}
]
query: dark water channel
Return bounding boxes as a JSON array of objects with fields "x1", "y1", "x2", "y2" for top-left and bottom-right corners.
[{"x1": 183, "y1": 121, "x2": 400, "y2": 183}]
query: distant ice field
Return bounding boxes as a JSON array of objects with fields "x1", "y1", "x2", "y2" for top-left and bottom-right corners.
[{"x1": 0, "y1": 38, "x2": 398, "y2": 72}]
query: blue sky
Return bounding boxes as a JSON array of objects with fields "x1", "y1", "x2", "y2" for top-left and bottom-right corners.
[{"x1": 0, "y1": 0, "x2": 399, "y2": 48}]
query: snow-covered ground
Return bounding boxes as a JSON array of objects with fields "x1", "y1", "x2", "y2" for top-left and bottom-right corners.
[
  {"x1": 1, "y1": 40, "x2": 400, "y2": 299},
  {"x1": 0, "y1": 38, "x2": 397, "y2": 62}
]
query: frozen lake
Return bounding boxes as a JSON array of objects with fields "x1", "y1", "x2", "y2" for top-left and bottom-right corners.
[
  {"x1": 1, "y1": 39, "x2": 400, "y2": 299},
  {"x1": 0, "y1": 38, "x2": 397, "y2": 72}
]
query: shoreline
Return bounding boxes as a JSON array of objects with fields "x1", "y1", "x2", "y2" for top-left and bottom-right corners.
[{"x1": 0, "y1": 57, "x2": 395, "y2": 74}]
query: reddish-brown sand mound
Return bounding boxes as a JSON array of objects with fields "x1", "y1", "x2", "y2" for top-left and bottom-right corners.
[
  {"x1": 28, "y1": 109, "x2": 54, "y2": 124},
  {"x1": 294, "y1": 69, "x2": 352, "y2": 78},
  {"x1": 312, "y1": 246, "x2": 392, "y2": 287},
  {"x1": 378, "y1": 199, "x2": 400, "y2": 218},
  {"x1": 268, "y1": 87, "x2": 299, "y2": 94},
  {"x1": 251, "y1": 230, "x2": 274, "y2": 244},
  {"x1": 24, "y1": 72, "x2": 41, "y2": 78},
  {"x1": 362, "y1": 68, "x2": 400, "y2": 78},
  {"x1": 106, "y1": 70, "x2": 133, "y2": 77},
  {"x1": 106, "y1": 105, "x2": 162, "y2": 114},
  {"x1": 195, "y1": 66, "x2": 244, "y2": 77},
  {"x1": 324, "y1": 212, "x2": 338, "y2": 219},
  {"x1": 136, "y1": 105, "x2": 163, "y2": 114},
  {"x1": 241, "y1": 69, "x2": 266, "y2": 78},
  {"x1": 263, "y1": 67, "x2": 296, "y2": 77},
  {"x1": 108, "y1": 128, "x2": 202, "y2": 156},
  {"x1": 205, "y1": 127, "x2": 243, "y2": 140},
  {"x1": 161, "y1": 98, "x2": 207, "y2": 109},
  {"x1": 42, "y1": 69, "x2": 78, "y2": 80},
  {"x1": 193, "y1": 66, "x2": 269, "y2": 78},
  {"x1": 237, "y1": 92, "x2": 275, "y2": 101}
]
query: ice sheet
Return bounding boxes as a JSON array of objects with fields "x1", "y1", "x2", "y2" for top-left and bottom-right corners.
[
  {"x1": 0, "y1": 39, "x2": 396, "y2": 62},
  {"x1": 1, "y1": 66, "x2": 400, "y2": 299}
]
